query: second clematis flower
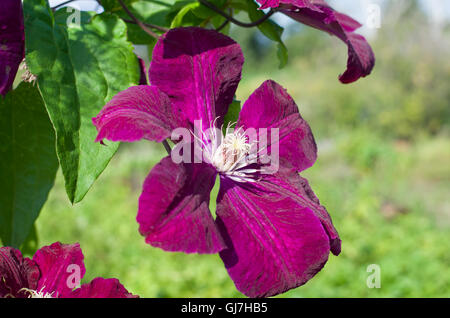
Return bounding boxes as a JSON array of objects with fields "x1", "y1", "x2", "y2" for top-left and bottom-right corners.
[
  {"x1": 0, "y1": 242, "x2": 137, "y2": 298},
  {"x1": 93, "y1": 27, "x2": 340, "y2": 297}
]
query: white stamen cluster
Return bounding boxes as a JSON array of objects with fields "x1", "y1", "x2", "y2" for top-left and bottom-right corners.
[
  {"x1": 19, "y1": 287, "x2": 54, "y2": 298},
  {"x1": 193, "y1": 119, "x2": 262, "y2": 183}
]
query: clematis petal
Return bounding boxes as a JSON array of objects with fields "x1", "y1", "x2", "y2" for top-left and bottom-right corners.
[
  {"x1": 258, "y1": 0, "x2": 279, "y2": 10},
  {"x1": 33, "y1": 242, "x2": 86, "y2": 297},
  {"x1": 276, "y1": 0, "x2": 375, "y2": 83},
  {"x1": 238, "y1": 80, "x2": 317, "y2": 172},
  {"x1": 262, "y1": 169, "x2": 341, "y2": 255},
  {"x1": 0, "y1": 0, "x2": 25, "y2": 96},
  {"x1": 92, "y1": 85, "x2": 182, "y2": 143},
  {"x1": 149, "y1": 27, "x2": 244, "y2": 131},
  {"x1": 137, "y1": 156, "x2": 226, "y2": 253},
  {"x1": 68, "y1": 277, "x2": 138, "y2": 298},
  {"x1": 0, "y1": 247, "x2": 40, "y2": 298},
  {"x1": 258, "y1": 0, "x2": 323, "y2": 11},
  {"x1": 216, "y1": 173, "x2": 332, "y2": 298}
]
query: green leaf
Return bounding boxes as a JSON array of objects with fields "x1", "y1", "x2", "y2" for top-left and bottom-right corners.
[
  {"x1": 100, "y1": 0, "x2": 140, "y2": 12},
  {"x1": 170, "y1": 1, "x2": 201, "y2": 28},
  {"x1": 23, "y1": 1, "x2": 140, "y2": 203},
  {"x1": 112, "y1": 0, "x2": 206, "y2": 43},
  {"x1": 114, "y1": 1, "x2": 175, "y2": 44},
  {"x1": 211, "y1": 15, "x2": 231, "y2": 35},
  {"x1": 20, "y1": 223, "x2": 39, "y2": 257},
  {"x1": 192, "y1": 0, "x2": 227, "y2": 19},
  {"x1": 147, "y1": 40, "x2": 158, "y2": 59},
  {"x1": 223, "y1": 99, "x2": 241, "y2": 133},
  {"x1": 246, "y1": 0, "x2": 288, "y2": 68},
  {"x1": 277, "y1": 42, "x2": 288, "y2": 69},
  {"x1": 228, "y1": 0, "x2": 248, "y2": 11},
  {"x1": 0, "y1": 82, "x2": 58, "y2": 248}
]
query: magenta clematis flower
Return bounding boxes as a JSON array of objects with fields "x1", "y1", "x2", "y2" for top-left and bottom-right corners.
[
  {"x1": 93, "y1": 27, "x2": 340, "y2": 297},
  {"x1": 0, "y1": 0, "x2": 24, "y2": 96},
  {"x1": 0, "y1": 242, "x2": 137, "y2": 298},
  {"x1": 258, "y1": 0, "x2": 375, "y2": 83}
]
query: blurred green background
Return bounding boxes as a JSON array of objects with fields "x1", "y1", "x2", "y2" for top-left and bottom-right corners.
[{"x1": 31, "y1": 1, "x2": 449, "y2": 297}]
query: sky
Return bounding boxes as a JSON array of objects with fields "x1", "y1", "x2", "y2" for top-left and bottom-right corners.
[{"x1": 330, "y1": 0, "x2": 450, "y2": 23}]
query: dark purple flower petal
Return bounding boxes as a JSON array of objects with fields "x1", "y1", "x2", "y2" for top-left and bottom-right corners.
[
  {"x1": 33, "y1": 242, "x2": 86, "y2": 297},
  {"x1": 68, "y1": 277, "x2": 138, "y2": 298},
  {"x1": 334, "y1": 31, "x2": 375, "y2": 83},
  {"x1": 257, "y1": 0, "x2": 280, "y2": 10},
  {"x1": 272, "y1": 0, "x2": 375, "y2": 83},
  {"x1": 0, "y1": 247, "x2": 40, "y2": 298},
  {"x1": 258, "y1": 0, "x2": 322, "y2": 11},
  {"x1": 262, "y1": 169, "x2": 341, "y2": 255},
  {"x1": 216, "y1": 173, "x2": 332, "y2": 298},
  {"x1": 137, "y1": 156, "x2": 226, "y2": 253},
  {"x1": 149, "y1": 27, "x2": 244, "y2": 131},
  {"x1": 93, "y1": 85, "x2": 183, "y2": 143},
  {"x1": 238, "y1": 80, "x2": 317, "y2": 172},
  {"x1": 0, "y1": 0, "x2": 25, "y2": 96}
]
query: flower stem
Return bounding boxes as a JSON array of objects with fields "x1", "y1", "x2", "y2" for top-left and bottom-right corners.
[
  {"x1": 118, "y1": 0, "x2": 160, "y2": 39},
  {"x1": 215, "y1": 8, "x2": 233, "y2": 31},
  {"x1": 216, "y1": 19, "x2": 230, "y2": 31},
  {"x1": 162, "y1": 140, "x2": 172, "y2": 155},
  {"x1": 122, "y1": 19, "x2": 169, "y2": 33}
]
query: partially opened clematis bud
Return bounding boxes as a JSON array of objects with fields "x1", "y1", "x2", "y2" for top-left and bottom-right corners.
[
  {"x1": 0, "y1": 0, "x2": 25, "y2": 96},
  {"x1": 0, "y1": 242, "x2": 137, "y2": 298},
  {"x1": 259, "y1": 0, "x2": 375, "y2": 83}
]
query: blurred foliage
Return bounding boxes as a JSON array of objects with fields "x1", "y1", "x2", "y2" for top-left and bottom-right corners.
[
  {"x1": 34, "y1": 132, "x2": 450, "y2": 297},
  {"x1": 233, "y1": 0, "x2": 450, "y2": 140}
]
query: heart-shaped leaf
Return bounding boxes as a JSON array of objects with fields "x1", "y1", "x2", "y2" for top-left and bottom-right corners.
[{"x1": 23, "y1": 1, "x2": 140, "y2": 203}]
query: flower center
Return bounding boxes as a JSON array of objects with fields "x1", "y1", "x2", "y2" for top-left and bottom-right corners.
[
  {"x1": 211, "y1": 129, "x2": 252, "y2": 173},
  {"x1": 194, "y1": 120, "x2": 262, "y2": 183}
]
